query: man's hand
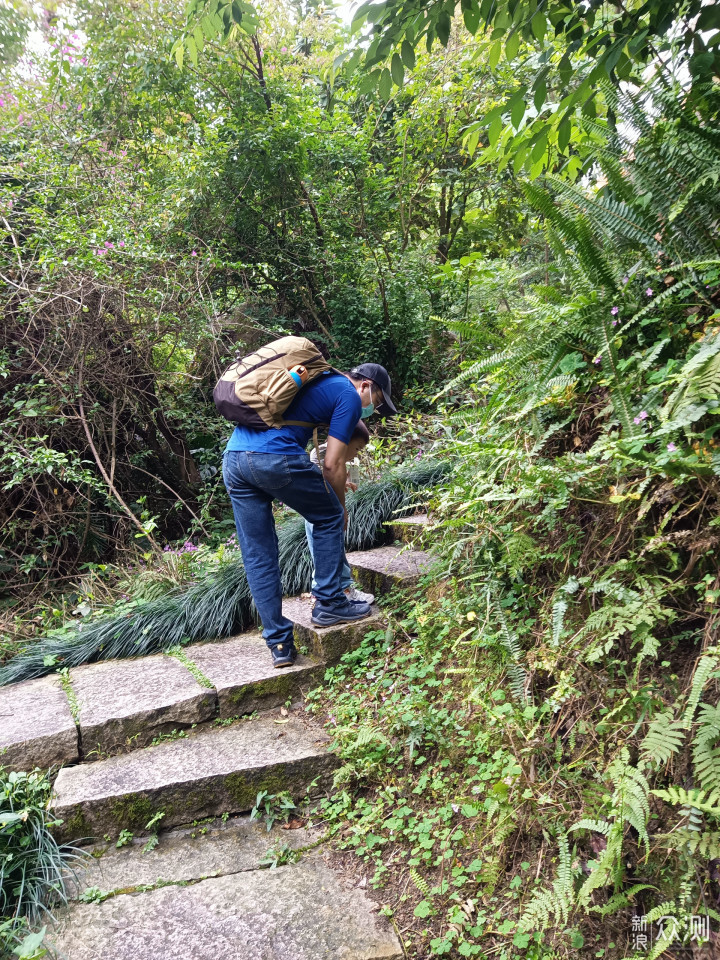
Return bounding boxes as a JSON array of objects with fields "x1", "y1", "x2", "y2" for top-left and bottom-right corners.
[{"x1": 345, "y1": 480, "x2": 358, "y2": 492}]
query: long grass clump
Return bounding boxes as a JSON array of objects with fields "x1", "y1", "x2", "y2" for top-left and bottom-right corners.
[
  {"x1": 0, "y1": 461, "x2": 448, "y2": 687},
  {"x1": 0, "y1": 769, "x2": 85, "y2": 950}
]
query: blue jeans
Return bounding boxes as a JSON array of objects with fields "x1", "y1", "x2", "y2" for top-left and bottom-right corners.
[
  {"x1": 305, "y1": 520, "x2": 353, "y2": 594},
  {"x1": 222, "y1": 451, "x2": 345, "y2": 649}
]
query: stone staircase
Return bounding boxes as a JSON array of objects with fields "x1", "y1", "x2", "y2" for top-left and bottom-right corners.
[{"x1": 0, "y1": 524, "x2": 433, "y2": 960}]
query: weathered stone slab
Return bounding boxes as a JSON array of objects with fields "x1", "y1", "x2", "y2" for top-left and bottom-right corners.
[
  {"x1": 0, "y1": 676, "x2": 78, "y2": 772},
  {"x1": 283, "y1": 597, "x2": 384, "y2": 662},
  {"x1": 184, "y1": 634, "x2": 323, "y2": 719},
  {"x1": 386, "y1": 513, "x2": 431, "y2": 545},
  {"x1": 66, "y1": 817, "x2": 318, "y2": 896},
  {"x1": 51, "y1": 714, "x2": 336, "y2": 841},
  {"x1": 346, "y1": 546, "x2": 433, "y2": 595},
  {"x1": 71, "y1": 654, "x2": 216, "y2": 758},
  {"x1": 49, "y1": 860, "x2": 402, "y2": 960}
]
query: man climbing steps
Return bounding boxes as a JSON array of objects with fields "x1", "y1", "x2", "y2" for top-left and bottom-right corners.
[{"x1": 220, "y1": 348, "x2": 396, "y2": 668}]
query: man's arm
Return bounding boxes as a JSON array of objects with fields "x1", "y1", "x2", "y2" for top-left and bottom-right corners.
[{"x1": 323, "y1": 436, "x2": 349, "y2": 525}]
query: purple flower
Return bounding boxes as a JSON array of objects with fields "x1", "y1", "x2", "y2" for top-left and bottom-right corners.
[
  {"x1": 104, "y1": 240, "x2": 113, "y2": 248},
  {"x1": 118, "y1": 240, "x2": 125, "y2": 248},
  {"x1": 612, "y1": 320, "x2": 618, "y2": 326},
  {"x1": 191, "y1": 249, "x2": 197, "y2": 257},
  {"x1": 281, "y1": 45, "x2": 288, "y2": 52},
  {"x1": 593, "y1": 356, "x2": 601, "y2": 365},
  {"x1": 622, "y1": 275, "x2": 629, "y2": 285},
  {"x1": 667, "y1": 442, "x2": 677, "y2": 452},
  {"x1": 646, "y1": 287, "x2": 653, "y2": 297},
  {"x1": 611, "y1": 306, "x2": 619, "y2": 316},
  {"x1": 633, "y1": 411, "x2": 649, "y2": 425}
]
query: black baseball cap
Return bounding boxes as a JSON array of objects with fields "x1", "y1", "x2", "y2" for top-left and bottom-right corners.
[{"x1": 350, "y1": 363, "x2": 397, "y2": 416}]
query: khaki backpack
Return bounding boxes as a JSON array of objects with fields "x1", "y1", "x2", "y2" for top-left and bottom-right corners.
[{"x1": 214, "y1": 336, "x2": 333, "y2": 429}]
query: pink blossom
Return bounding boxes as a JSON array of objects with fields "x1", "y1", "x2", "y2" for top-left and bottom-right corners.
[
  {"x1": 612, "y1": 320, "x2": 618, "y2": 326},
  {"x1": 633, "y1": 411, "x2": 648, "y2": 424},
  {"x1": 611, "y1": 306, "x2": 619, "y2": 316},
  {"x1": 281, "y1": 46, "x2": 287, "y2": 52},
  {"x1": 191, "y1": 249, "x2": 197, "y2": 256},
  {"x1": 645, "y1": 287, "x2": 653, "y2": 296},
  {"x1": 104, "y1": 240, "x2": 113, "y2": 248},
  {"x1": 667, "y1": 442, "x2": 677, "y2": 452},
  {"x1": 622, "y1": 275, "x2": 629, "y2": 284},
  {"x1": 118, "y1": 240, "x2": 125, "y2": 247},
  {"x1": 593, "y1": 356, "x2": 601, "y2": 365},
  {"x1": 18, "y1": 113, "x2": 23, "y2": 122}
]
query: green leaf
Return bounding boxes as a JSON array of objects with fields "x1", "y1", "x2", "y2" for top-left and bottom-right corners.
[
  {"x1": 400, "y1": 39, "x2": 416, "y2": 69},
  {"x1": 231, "y1": 0, "x2": 243, "y2": 25},
  {"x1": 437, "y1": 11, "x2": 452, "y2": 46},
  {"x1": 505, "y1": 31, "x2": 520, "y2": 61},
  {"x1": 531, "y1": 10, "x2": 546, "y2": 41},
  {"x1": 414, "y1": 899, "x2": 432, "y2": 918},
  {"x1": 463, "y1": 2, "x2": 480, "y2": 33},
  {"x1": 358, "y1": 69, "x2": 381, "y2": 94},
  {"x1": 186, "y1": 35, "x2": 198, "y2": 66},
  {"x1": 466, "y1": 126, "x2": 481, "y2": 156},
  {"x1": 488, "y1": 39, "x2": 502, "y2": 69},
  {"x1": 531, "y1": 130, "x2": 547, "y2": 161},
  {"x1": 391, "y1": 52, "x2": 404, "y2": 86},
  {"x1": 558, "y1": 118, "x2": 571, "y2": 152},
  {"x1": 511, "y1": 95, "x2": 525, "y2": 129},
  {"x1": 378, "y1": 67, "x2": 392, "y2": 100},
  {"x1": 488, "y1": 114, "x2": 503, "y2": 145},
  {"x1": 173, "y1": 40, "x2": 184, "y2": 69}
]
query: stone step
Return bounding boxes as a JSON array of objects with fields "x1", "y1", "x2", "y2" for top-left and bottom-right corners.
[
  {"x1": 346, "y1": 545, "x2": 433, "y2": 595},
  {"x1": 386, "y1": 512, "x2": 432, "y2": 545},
  {"x1": 49, "y1": 856, "x2": 402, "y2": 960},
  {"x1": 65, "y1": 816, "x2": 319, "y2": 896},
  {"x1": 283, "y1": 597, "x2": 384, "y2": 662},
  {"x1": 51, "y1": 713, "x2": 337, "y2": 842},
  {"x1": 0, "y1": 675, "x2": 78, "y2": 773},
  {"x1": 71, "y1": 654, "x2": 217, "y2": 759},
  {"x1": 183, "y1": 633, "x2": 322, "y2": 719}
]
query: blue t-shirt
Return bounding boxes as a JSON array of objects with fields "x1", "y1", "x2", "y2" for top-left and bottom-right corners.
[{"x1": 225, "y1": 371, "x2": 362, "y2": 454}]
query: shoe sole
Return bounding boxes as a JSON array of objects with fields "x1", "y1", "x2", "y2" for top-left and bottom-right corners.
[
  {"x1": 273, "y1": 658, "x2": 297, "y2": 669},
  {"x1": 310, "y1": 610, "x2": 374, "y2": 627}
]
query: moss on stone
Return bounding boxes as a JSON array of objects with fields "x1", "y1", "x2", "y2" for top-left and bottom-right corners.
[{"x1": 110, "y1": 794, "x2": 155, "y2": 831}]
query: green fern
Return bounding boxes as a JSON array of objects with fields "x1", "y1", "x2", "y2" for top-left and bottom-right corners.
[
  {"x1": 682, "y1": 655, "x2": 719, "y2": 727},
  {"x1": 693, "y1": 703, "x2": 720, "y2": 792},
  {"x1": 519, "y1": 831, "x2": 574, "y2": 931},
  {"x1": 652, "y1": 786, "x2": 720, "y2": 817},
  {"x1": 640, "y1": 710, "x2": 687, "y2": 767}
]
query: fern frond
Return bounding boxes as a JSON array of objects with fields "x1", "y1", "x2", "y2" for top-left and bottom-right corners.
[
  {"x1": 652, "y1": 786, "x2": 720, "y2": 817},
  {"x1": 682, "y1": 655, "x2": 719, "y2": 727},
  {"x1": 693, "y1": 703, "x2": 720, "y2": 793},
  {"x1": 640, "y1": 710, "x2": 686, "y2": 767}
]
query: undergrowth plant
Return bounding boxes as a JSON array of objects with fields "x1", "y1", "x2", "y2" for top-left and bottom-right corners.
[{"x1": 0, "y1": 770, "x2": 83, "y2": 957}]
